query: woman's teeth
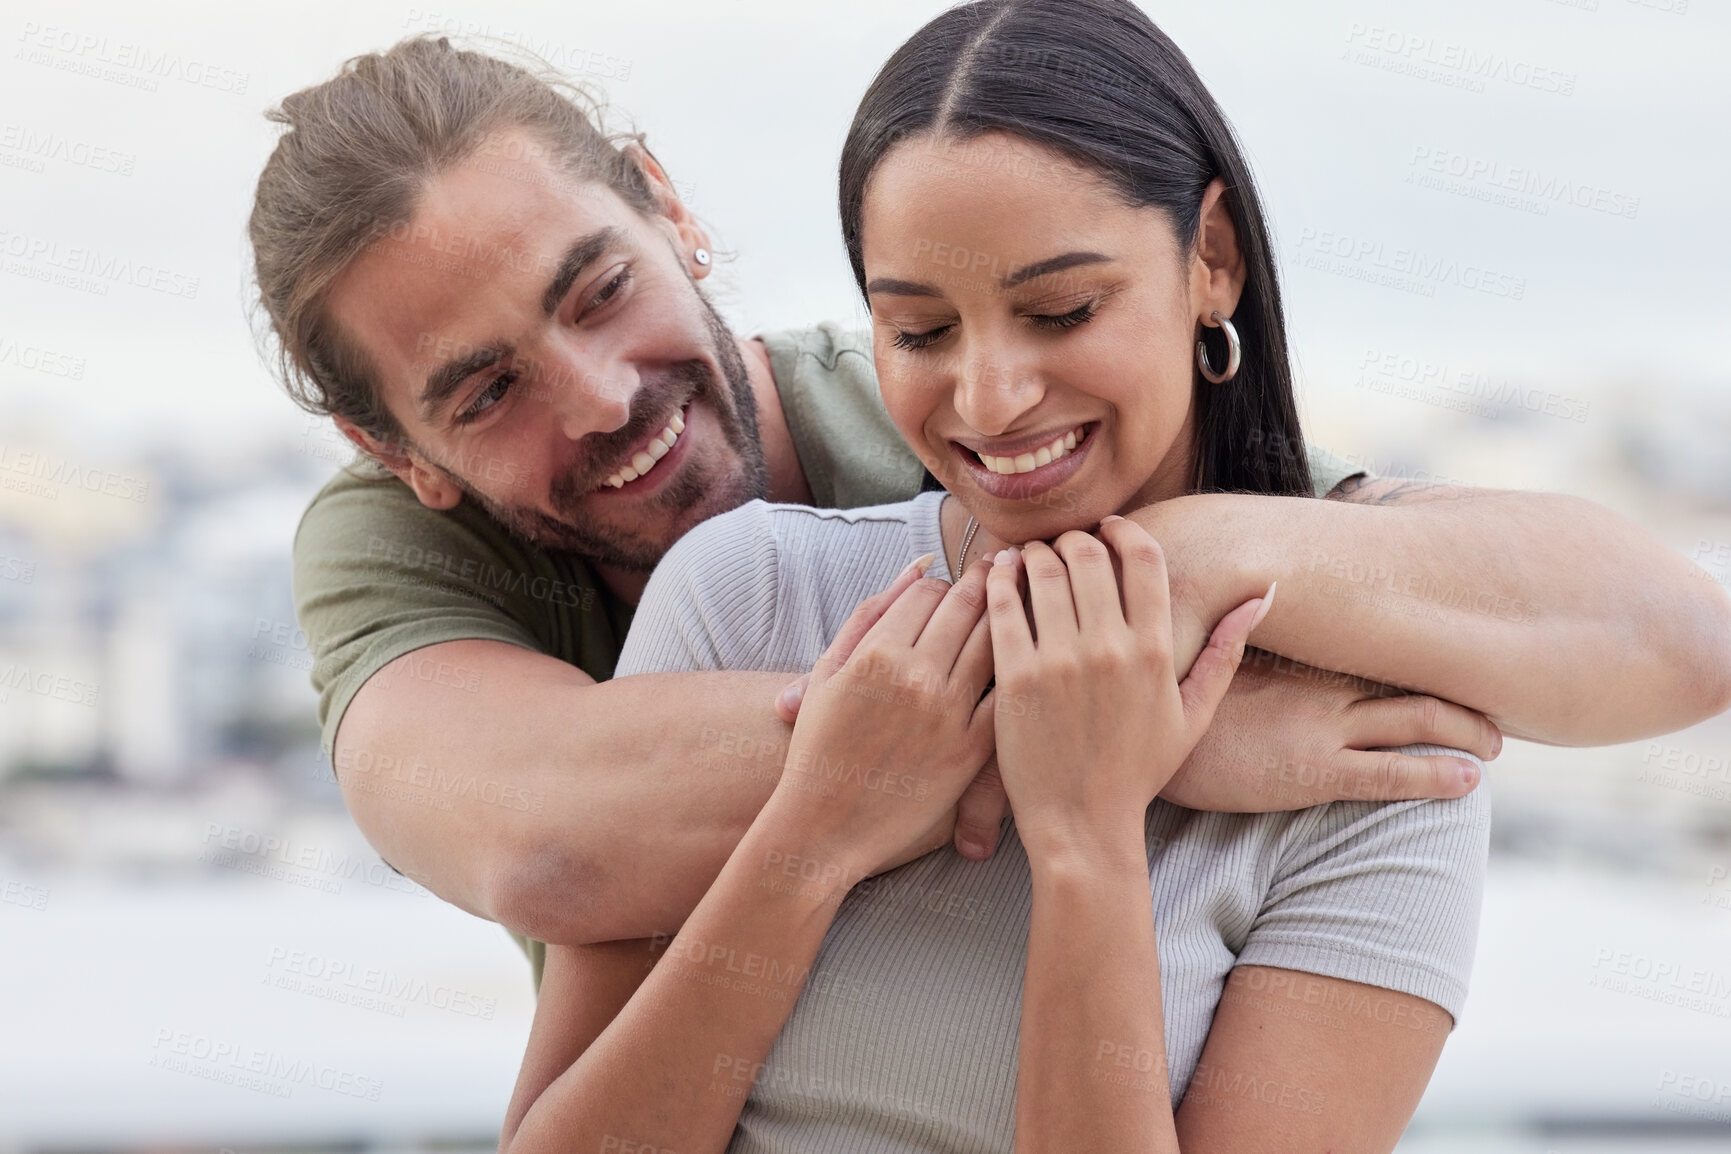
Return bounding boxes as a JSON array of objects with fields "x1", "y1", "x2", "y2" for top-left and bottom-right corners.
[
  {"x1": 977, "y1": 426, "x2": 1083, "y2": 475},
  {"x1": 604, "y1": 408, "x2": 687, "y2": 489}
]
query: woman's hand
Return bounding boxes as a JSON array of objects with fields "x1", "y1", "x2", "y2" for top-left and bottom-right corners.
[
  {"x1": 986, "y1": 517, "x2": 1273, "y2": 861},
  {"x1": 763, "y1": 555, "x2": 999, "y2": 885}
]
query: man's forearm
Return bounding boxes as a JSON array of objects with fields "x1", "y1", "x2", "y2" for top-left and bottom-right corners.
[
  {"x1": 335, "y1": 640, "x2": 792, "y2": 945},
  {"x1": 1132, "y1": 482, "x2": 1731, "y2": 744}
]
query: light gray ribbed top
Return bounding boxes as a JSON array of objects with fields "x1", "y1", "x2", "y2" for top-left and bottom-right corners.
[{"x1": 615, "y1": 493, "x2": 1490, "y2": 1154}]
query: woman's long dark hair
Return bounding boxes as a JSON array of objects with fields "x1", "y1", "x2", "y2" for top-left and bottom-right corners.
[{"x1": 840, "y1": 0, "x2": 1312, "y2": 497}]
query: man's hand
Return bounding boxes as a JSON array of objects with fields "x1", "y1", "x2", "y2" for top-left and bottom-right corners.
[{"x1": 1157, "y1": 647, "x2": 1499, "y2": 811}]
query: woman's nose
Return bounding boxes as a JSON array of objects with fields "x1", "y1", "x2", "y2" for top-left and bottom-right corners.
[{"x1": 952, "y1": 347, "x2": 1044, "y2": 437}]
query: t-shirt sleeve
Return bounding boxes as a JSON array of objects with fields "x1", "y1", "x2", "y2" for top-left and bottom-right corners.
[
  {"x1": 293, "y1": 472, "x2": 543, "y2": 757},
  {"x1": 1305, "y1": 443, "x2": 1373, "y2": 498},
  {"x1": 614, "y1": 499, "x2": 782, "y2": 678},
  {"x1": 1234, "y1": 743, "x2": 1491, "y2": 1023}
]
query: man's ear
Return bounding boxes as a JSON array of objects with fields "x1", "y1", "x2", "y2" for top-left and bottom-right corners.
[
  {"x1": 622, "y1": 141, "x2": 715, "y2": 279},
  {"x1": 1191, "y1": 176, "x2": 1247, "y2": 322},
  {"x1": 332, "y1": 415, "x2": 463, "y2": 510}
]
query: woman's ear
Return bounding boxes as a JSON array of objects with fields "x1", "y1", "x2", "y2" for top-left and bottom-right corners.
[
  {"x1": 622, "y1": 141, "x2": 715, "y2": 279},
  {"x1": 1191, "y1": 177, "x2": 1246, "y2": 321}
]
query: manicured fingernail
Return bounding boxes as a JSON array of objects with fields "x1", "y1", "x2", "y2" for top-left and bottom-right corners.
[
  {"x1": 1100, "y1": 514, "x2": 1124, "y2": 524},
  {"x1": 1250, "y1": 581, "x2": 1278, "y2": 631},
  {"x1": 957, "y1": 838, "x2": 985, "y2": 858},
  {"x1": 993, "y1": 549, "x2": 1015, "y2": 566},
  {"x1": 909, "y1": 552, "x2": 937, "y2": 575},
  {"x1": 778, "y1": 683, "x2": 803, "y2": 710}
]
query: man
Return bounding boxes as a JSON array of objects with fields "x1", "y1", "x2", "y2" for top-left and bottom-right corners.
[{"x1": 256, "y1": 37, "x2": 1731, "y2": 984}]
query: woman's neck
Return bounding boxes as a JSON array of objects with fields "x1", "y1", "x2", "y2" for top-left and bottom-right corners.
[{"x1": 939, "y1": 495, "x2": 1013, "y2": 579}]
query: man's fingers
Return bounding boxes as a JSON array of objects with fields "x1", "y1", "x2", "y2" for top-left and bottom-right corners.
[
  {"x1": 953, "y1": 756, "x2": 1008, "y2": 860},
  {"x1": 1347, "y1": 693, "x2": 1502, "y2": 763},
  {"x1": 1335, "y1": 747, "x2": 1483, "y2": 801}
]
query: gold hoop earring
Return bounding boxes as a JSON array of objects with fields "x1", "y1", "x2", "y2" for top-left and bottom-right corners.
[{"x1": 1196, "y1": 310, "x2": 1241, "y2": 384}]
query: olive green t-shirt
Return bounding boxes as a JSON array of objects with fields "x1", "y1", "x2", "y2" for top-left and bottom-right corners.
[{"x1": 291, "y1": 321, "x2": 1368, "y2": 987}]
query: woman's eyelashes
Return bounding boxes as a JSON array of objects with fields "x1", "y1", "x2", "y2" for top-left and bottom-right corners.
[{"x1": 887, "y1": 297, "x2": 1102, "y2": 352}]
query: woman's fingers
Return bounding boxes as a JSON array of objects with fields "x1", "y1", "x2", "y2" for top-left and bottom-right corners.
[
  {"x1": 1051, "y1": 530, "x2": 1124, "y2": 633},
  {"x1": 1177, "y1": 584, "x2": 1277, "y2": 735},
  {"x1": 1346, "y1": 693, "x2": 1503, "y2": 763},
  {"x1": 1097, "y1": 516, "x2": 1172, "y2": 645},
  {"x1": 986, "y1": 548, "x2": 1037, "y2": 669},
  {"x1": 810, "y1": 552, "x2": 936, "y2": 684},
  {"x1": 913, "y1": 558, "x2": 993, "y2": 661},
  {"x1": 953, "y1": 754, "x2": 1009, "y2": 860},
  {"x1": 774, "y1": 673, "x2": 810, "y2": 722},
  {"x1": 1020, "y1": 540, "x2": 1079, "y2": 644}
]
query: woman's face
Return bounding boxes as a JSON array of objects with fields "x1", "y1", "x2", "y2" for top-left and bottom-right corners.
[{"x1": 860, "y1": 130, "x2": 1240, "y2": 542}]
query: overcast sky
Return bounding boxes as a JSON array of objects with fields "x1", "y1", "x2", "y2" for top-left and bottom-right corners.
[{"x1": 1, "y1": 0, "x2": 1724, "y2": 463}]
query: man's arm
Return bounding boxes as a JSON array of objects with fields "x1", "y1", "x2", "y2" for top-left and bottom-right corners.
[
  {"x1": 1136, "y1": 478, "x2": 1731, "y2": 745},
  {"x1": 335, "y1": 640, "x2": 793, "y2": 944}
]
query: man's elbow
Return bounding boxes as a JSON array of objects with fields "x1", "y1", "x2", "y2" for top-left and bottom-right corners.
[
  {"x1": 1705, "y1": 591, "x2": 1731, "y2": 720},
  {"x1": 1680, "y1": 582, "x2": 1731, "y2": 723},
  {"x1": 483, "y1": 834, "x2": 603, "y2": 947}
]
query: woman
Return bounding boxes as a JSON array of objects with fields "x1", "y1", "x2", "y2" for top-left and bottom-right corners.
[{"x1": 499, "y1": 2, "x2": 1489, "y2": 1150}]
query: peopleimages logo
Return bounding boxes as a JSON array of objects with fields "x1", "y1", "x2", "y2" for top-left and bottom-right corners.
[
  {"x1": 1293, "y1": 228, "x2": 1527, "y2": 302},
  {"x1": 0, "y1": 444, "x2": 149, "y2": 502},
  {"x1": 14, "y1": 22, "x2": 250, "y2": 95},
  {"x1": 0, "y1": 228, "x2": 200, "y2": 299}
]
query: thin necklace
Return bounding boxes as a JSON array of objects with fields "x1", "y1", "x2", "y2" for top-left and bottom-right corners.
[{"x1": 955, "y1": 515, "x2": 981, "y2": 579}]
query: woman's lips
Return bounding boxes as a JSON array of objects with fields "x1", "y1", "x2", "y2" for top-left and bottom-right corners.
[{"x1": 954, "y1": 423, "x2": 1097, "y2": 502}]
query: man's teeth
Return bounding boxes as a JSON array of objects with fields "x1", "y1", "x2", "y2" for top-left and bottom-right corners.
[
  {"x1": 977, "y1": 426, "x2": 1083, "y2": 475},
  {"x1": 604, "y1": 408, "x2": 687, "y2": 489}
]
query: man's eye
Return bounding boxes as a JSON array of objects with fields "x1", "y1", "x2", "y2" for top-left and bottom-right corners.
[
  {"x1": 891, "y1": 324, "x2": 951, "y2": 352},
  {"x1": 457, "y1": 371, "x2": 517, "y2": 425},
  {"x1": 588, "y1": 268, "x2": 632, "y2": 311}
]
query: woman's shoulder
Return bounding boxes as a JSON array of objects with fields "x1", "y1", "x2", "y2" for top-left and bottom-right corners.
[{"x1": 621, "y1": 493, "x2": 946, "y2": 675}]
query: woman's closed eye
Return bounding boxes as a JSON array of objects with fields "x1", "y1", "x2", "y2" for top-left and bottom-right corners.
[{"x1": 887, "y1": 299, "x2": 1102, "y2": 352}]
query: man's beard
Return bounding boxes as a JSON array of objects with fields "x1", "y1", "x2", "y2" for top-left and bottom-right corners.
[{"x1": 436, "y1": 289, "x2": 769, "y2": 571}]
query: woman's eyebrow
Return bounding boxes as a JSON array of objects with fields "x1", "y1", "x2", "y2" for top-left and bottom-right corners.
[
  {"x1": 1001, "y1": 251, "x2": 1110, "y2": 288},
  {"x1": 865, "y1": 277, "x2": 943, "y2": 298},
  {"x1": 866, "y1": 251, "x2": 1112, "y2": 300}
]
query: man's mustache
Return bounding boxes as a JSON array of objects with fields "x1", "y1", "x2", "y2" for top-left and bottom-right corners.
[{"x1": 551, "y1": 360, "x2": 712, "y2": 503}]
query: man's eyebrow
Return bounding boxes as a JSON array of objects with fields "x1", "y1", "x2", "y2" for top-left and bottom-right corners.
[
  {"x1": 1000, "y1": 251, "x2": 1110, "y2": 289},
  {"x1": 416, "y1": 226, "x2": 627, "y2": 423},
  {"x1": 420, "y1": 344, "x2": 510, "y2": 423},
  {"x1": 541, "y1": 226, "x2": 626, "y2": 317}
]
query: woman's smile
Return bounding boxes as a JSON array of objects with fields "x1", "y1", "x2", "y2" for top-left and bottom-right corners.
[{"x1": 953, "y1": 420, "x2": 1100, "y2": 501}]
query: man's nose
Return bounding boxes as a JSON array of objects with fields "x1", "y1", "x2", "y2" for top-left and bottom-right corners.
[{"x1": 532, "y1": 350, "x2": 635, "y2": 440}]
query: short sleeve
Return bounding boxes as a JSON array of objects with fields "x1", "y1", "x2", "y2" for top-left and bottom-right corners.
[
  {"x1": 614, "y1": 500, "x2": 782, "y2": 678},
  {"x1": 1234, "y1": 743, "x2": 1492, "y2": 1023},
  {"x1": 292, "y1": 465, "x2": 614, "y2": 756},
  {"x1": 1305, "y1": 443, "x2": 1373, "y2": 498}
]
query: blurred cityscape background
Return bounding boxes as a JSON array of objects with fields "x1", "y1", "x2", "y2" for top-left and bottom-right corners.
[{"x1": 1, "y1": 0, "x2": 1728, "y2": 1150}]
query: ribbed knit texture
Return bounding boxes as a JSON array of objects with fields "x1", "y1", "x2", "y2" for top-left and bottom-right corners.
[{"x1": 616, "y1": 493, "x2": 1490, "y2": 1154}]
